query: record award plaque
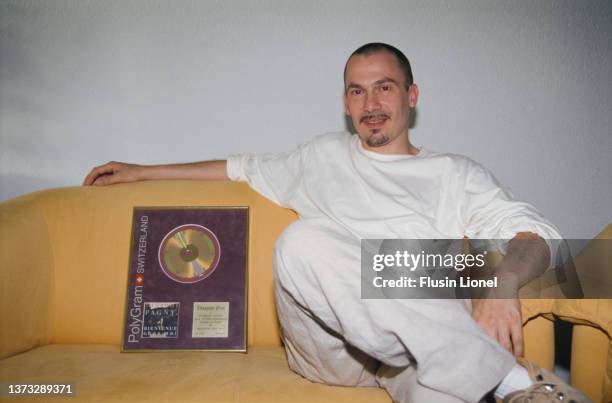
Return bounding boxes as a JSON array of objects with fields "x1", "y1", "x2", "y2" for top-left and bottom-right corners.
[{"x1": 122, "y1": 207, "x2": 248, "y2": 352}]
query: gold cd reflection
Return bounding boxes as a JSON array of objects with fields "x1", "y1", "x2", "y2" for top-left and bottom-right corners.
[{"x1": 159, "y1": 226, "x2": 220, "y2": 283}]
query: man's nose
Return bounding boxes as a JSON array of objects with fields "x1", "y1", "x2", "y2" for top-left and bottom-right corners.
[{"x1": 364, "y1": 92, "x2": 381, "y2": 112}]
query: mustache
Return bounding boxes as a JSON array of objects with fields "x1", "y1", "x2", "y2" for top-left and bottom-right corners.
[{"x1": 360, "y1": 113, "x2": 390, "y2": 123}]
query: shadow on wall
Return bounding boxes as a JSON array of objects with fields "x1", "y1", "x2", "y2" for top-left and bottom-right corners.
[
  {"x1": 0, "y1": 174, "x2": 67, "y2": 202},
  {"x1": 343, "y1": 107, "x2": 419, "y2": 135}
]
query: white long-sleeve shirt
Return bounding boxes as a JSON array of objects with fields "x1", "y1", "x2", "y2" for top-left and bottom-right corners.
[{"x1": 227, "y1": 131, "x2": 561, "y2": 245}]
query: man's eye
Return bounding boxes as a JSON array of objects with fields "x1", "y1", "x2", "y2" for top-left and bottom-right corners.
[
  {"x1": 381, "y1": 85, "x2": 391, "y2": 91},
  {"x1": 351, "y1": 89, "x2": 363, "y2": 95}
]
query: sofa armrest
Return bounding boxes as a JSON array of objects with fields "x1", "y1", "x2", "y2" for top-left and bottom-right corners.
[
  {"x1": 552, "y1": 225, "x2": 612, "y2": 402},
  {"x1": 0, "y1": 193, "x2": 54, "y2": 359}
]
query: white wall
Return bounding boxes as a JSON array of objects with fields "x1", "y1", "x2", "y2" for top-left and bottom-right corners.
[{"x1": 1, "y1": 0, "x2": 610, "y2": 238}]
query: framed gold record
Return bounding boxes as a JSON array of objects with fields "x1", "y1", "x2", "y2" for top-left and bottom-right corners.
[{"x1": 122, "y1": 206, "x2": 248, "y2": 352}]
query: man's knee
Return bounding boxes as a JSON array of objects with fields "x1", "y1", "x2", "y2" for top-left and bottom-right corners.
[
  {"x1": 274, "y1": 219, "x2": 335, "y2": 271},
  {"x1": 275, "y1": 220, "x2": 316, "y2": 260},
  {"x1": 273, "y1": 218, "x2": 357, "y2": 292}
]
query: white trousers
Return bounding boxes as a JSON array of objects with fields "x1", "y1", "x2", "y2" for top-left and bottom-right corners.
[{"x1": 272, "y1": 218, "x2": 516, "y2": 403}]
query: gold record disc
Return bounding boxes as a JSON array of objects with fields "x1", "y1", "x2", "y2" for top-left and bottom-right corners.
[{"x1": 159, "y1": 225, "x2": 220, "y2": 283}]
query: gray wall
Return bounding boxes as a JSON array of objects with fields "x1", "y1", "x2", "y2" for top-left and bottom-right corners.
[{"x1": 1, "y1": 0, "x2": 610, "y2": 238}]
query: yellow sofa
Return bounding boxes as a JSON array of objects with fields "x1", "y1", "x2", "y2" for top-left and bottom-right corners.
[{"x1": 0, "y1": 181, "x2": 609, "y2": 402}]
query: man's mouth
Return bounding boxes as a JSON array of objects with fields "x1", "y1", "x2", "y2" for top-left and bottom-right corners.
[{"x1": 361, "y1": 114, "x2": 389, "y2": 128}]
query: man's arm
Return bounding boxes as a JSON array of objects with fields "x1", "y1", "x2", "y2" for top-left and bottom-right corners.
[
  {"x1": 493, "y1": 231, "x2": 550, "y2": 288},
  {"x1": 82, "y1": 160, "x2": 229, "y2": 186},
  {"x1": 471, "y1": 231, "x2": 550, "y2": 357},
  {"x1": 459, "y1": 159, "x2": 560, "y2": 357}
]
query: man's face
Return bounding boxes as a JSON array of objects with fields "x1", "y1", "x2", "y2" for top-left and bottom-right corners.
[{"x1": 343, "y1": 51, "x2": 418, "y2": 154}]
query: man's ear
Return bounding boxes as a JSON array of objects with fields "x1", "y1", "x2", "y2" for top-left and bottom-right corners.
[
  {"x1": 408, "y1": 84, "x2": 419, "y2": 108},
  {"x1": 343, "y1": 92, "x2": 350, "y2": 115}
]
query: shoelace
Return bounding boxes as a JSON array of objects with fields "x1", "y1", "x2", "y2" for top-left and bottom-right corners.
[{"x1": 506, "y1": 381, "x2": 577, "y2": 403}]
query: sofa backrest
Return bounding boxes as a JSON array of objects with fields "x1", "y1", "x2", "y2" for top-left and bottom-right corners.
[{"x1": 0, "y1": 181, "x2": 296, "y2": 355}]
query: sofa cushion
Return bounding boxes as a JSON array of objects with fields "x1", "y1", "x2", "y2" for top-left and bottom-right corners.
[{"x1": 0, "y1": 345, "x2": 390, "y2": 402}]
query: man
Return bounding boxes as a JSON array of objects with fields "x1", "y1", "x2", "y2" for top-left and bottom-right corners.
[{"x1": 84, "y1": 43, "x2": 590, "y2": 402}]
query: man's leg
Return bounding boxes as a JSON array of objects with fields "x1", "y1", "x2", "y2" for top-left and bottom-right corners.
[
  {"x1": 276, "y1": 281, "x2": 468, "y2": 402},
  {"x1": 376, "y1": 364, "x2": 467, "y2": 403},
  {"x1": 275, "y1": 276, "x2": 379, "y2": 387},
  {"x1": 273, "y1": 218, "x2": 516, "y2": 403}
]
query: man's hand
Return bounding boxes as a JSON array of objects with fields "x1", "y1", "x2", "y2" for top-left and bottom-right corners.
[
  {"x1": 83, "y1": 161, "x2": 144, "y2": 186},
  {"x1": 472, "y1": 298, "x2": 524, "y2": 357},
  {"x1": 468, "y1": 232, "x2": 550, "y2": 357}
]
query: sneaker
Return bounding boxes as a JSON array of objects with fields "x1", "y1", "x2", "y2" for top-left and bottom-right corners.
[{"x1": 497, "y1": 358, "x2": 593, "y2": 403}]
